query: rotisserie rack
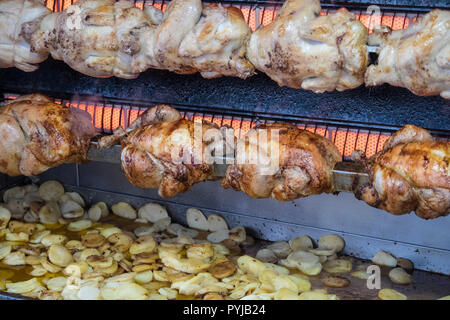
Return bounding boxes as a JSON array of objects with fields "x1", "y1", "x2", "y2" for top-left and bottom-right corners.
[{"x1": 0, "y1": 0, "x2": 448, "y2": 301}]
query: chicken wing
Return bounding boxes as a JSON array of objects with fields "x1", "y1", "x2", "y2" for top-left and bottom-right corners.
[
  {"x1": 222, "y1": 123, "x2": 341, "y2": 201},
  {"x1": 0, "y1": 0, "x2": 50, "y2": 72},
  {"x1": 0, "y1": 94, "x2": 97, "y2": 176},
  {"x1": 365, "y1": 10, "x2": 450, "y2": 99},
  {"x1": 120, "y1": 107, "x2": 232, "y2": 198},
  {"x1": 30, "y1": 0, "x2": 161, "y2": 78},
  {"x1": 246, "y1": 0, "x2": 368, "y2": 93},
  {"x1": 353, "y1": 125, "x2": 450, "y2": 219}
]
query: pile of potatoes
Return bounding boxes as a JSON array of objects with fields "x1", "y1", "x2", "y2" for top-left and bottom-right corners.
[{"x1": 0, "y1": 180, "x2": 445, "y2": 300}]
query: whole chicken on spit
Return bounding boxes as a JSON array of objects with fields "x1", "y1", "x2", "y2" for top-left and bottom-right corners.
[
  {"x1": 365, "y1": 10, "x2": 450, "y2": 99},
  {"x1": 108, "y1": 105, "x2": 234, "y2": 198},
  {"x1": 0, "y1": 94, "x2": 97, "y2": 176},
  {"x1": 222, "y1": 123, "x2": 341, "y2": 201},
  {"x1": 353, "y1": 125, "x2": 450, "y2": 219},
  {"x1": 152, "y1": 0, "x2": 254, "y2": 79},
  {"x1": 0, "y1": 0, "x2": 50, "y2": 72},
  {"x1": 246, "y1": 0, "x2": 368, "y2": 93},
  {"x1": 31, "y1": 0, "x2": 162, "y2": 78}
]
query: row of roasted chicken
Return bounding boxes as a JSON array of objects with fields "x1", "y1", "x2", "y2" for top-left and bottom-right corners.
[
  {"x1": 1, "y1": 0, "x2": 449, "y2": 98},
  {"x1": 1, "y1": 94, "x2": 448, "y2": 220}
]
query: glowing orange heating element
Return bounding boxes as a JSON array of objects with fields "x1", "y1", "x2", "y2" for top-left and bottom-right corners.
[{"x1": 44, "y1": 1, "x2": 416, "y2": 34}]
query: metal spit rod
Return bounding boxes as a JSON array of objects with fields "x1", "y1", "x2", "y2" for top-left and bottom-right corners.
[{"x1": 87, "y1": 142, "x2": 370, "y2": 193}]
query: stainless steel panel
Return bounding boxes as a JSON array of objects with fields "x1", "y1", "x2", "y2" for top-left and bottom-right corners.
[{"x1": 34, "y1": 162, "x2": 450, "y2": 274}]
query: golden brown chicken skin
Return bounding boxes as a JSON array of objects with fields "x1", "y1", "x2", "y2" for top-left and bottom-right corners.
[
  {"x1": 121, "y1": 113, "x2": 229, "y2": 198},
  {"x1": 222, "y1": 123, "x2": 341, "y2": 201},
  {"x1": 353, "y1": 125, "x2": 450, "y2": 219},
  {"x1": 0, "y1": 94, "x2": 97, "y2": 176}
]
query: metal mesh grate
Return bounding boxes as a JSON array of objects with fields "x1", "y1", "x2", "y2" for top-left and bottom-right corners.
[
  {"x1": 43, "y1": 0, "x2": 426, "y2": 32},
  {"x1": 3, "y1": 93, "x2": 449, "y2": 161},
  {"x1": 1, "y1": 93, "x2": 426, "y2": 161}
]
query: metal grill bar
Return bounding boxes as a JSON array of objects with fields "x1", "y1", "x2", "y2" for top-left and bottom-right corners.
[{"x1": 6, "y1": 93, "x2": 450, "y2": 162}]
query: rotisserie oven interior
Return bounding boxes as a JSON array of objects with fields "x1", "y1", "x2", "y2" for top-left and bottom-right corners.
[{"x1": 0, "y1": 0, "x2": 448, "y2": 300}]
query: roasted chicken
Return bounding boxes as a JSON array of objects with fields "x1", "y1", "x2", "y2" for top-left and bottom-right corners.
[
  {"x1": 0, "y1": 0, "x2": 50, "y2": 71},
  {"x1": 353, "y1": 125, "x2": 450, "y2": 219},
  {"x1": 118, "y1": 105, "x2": 233, "y2": 198},
  {"x1": 365, "y1": 10, "x2": 450, "y2": 99},
  {"x1": 152, "y1": 0, "x2": 254, "y2": 79},
  {"x1": 0, "y1": 94, "x2": 97, "y2": 176},
  {"x1": 222, "y1": 123, "x2": 341, "y2": 201},
  {"x1": 29, "y1": 0, "x2": 253, "y2": 79},
  {"x1": 246, "y1": 0, "x2": 368, "y2": 93},
  {"x1": 30, "y1": 0, "x2": 162, "y2": 79}
]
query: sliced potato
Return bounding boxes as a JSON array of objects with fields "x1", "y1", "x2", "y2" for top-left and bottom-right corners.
[
  {"x1": 207, "y1": 230, "x2": 229, "y2": 243},
  {"x1": 152, "y1": 217, "x2": 171, "y2": 232},
  {"x1": 3, "y1": 186, "x2": 26, "y2": 203},
  {"x1": 101, "y1": 282, "x2": 148, "y2": 300},
  {"x1": 60, "y1": 200, "x2": 84, "y2": 219},
  {"x1": 3, "y1": 251, "x2": 26, "y2": 265},
  {"x1": 388, "y1": 268, "x2": 411, "y2": 285},
  {"x1": 111, "y1": 202, "x2": 137, "y2": 220},
  {"x1": 186, "y1": 208, "x2": 209, "y2": 231},
  {"x1": 48, "y1": 244, "x2": 73, "y2": 267},
  {"x1": 318, "y1": 234, "x2": 345, "y2": 253},
  {"x1": 256, "y1": 249, "x2": 278, "y2": 263},
  {"x1": 207, "y1": 214, "x2": 228, "y2": 231},
  {"x1": 351, "y1": 271, "x2": 371, "y2": 280},
  {"x1": 236, "y1": 255, "x2": 266, "y2": 277},
  {"x1": 39, "y1": 181, "x2": 64, "y2": 202},
  {"x1": 78, "y1": 285, "x2": 101, "y2": 300},
  {"x1": 129, "y1": 236, "x2": 156, "y2": 255},
  {"x1": 323, "y1": 259, "x2": 352, "y2": 274},
  {"x1": 209, "y1": 260, "x2": 236, "y2": 279},
  {"x1": 289, "y1": 235, "x2": 313, "y2": 251},
  {"x1": 378, "y1": 288, "x2": 407, "y2": 300},
  {"x1": 372, "y1": 251, "x2": 397, "y2": 267},
  {"x1": 0, "y1": 207, "x2": 11, "y2": 229},
  {"x1": 186, "y1": 243, "x2": 214, "y2": 260},
  {"x1": 266, "y1": 241, "x2": 291, "y2": 259},
  {"x1": 67, "y1": 219, "x2": 92, "y2": 232},
  {"x1": 8, "y1": 220, "x2": 37, "y2": 235},
  {"x1": 0, "y1": 242, "x2": 12, "y2": 260},
  {"x1": 322, "y1": 276, "x2": 350, "y2": 288},
  {"x1": 138, "y1": 203, "x2": 168, "y2": 223},
  {"x1": 81, "y1": 234, "x2": 105, "y2": 248},
  {"x1": 46, "y1": 276, "x2": 67, "y2": 292},
  {"x1": 63, "y1": 192, "x2": 85, "y2": 207},
  {"x1": 135, "y1": 270, "x2": 153, "y2": 284},
  {"x1": 167, "y1": 223, "x2": 199, "y2": 239},
  {"x1": 38, "y1": 202, "x2": 61, "y2": 224},
  {"x1": 6, "y1": 278, "x2": 41, "y2": 294},
  {"x1": 229, "y1": 226, "x2": 246, "y2": 243},
  {"x1": 42, "y1": 234, "x2": 68, "y2": 247}
]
